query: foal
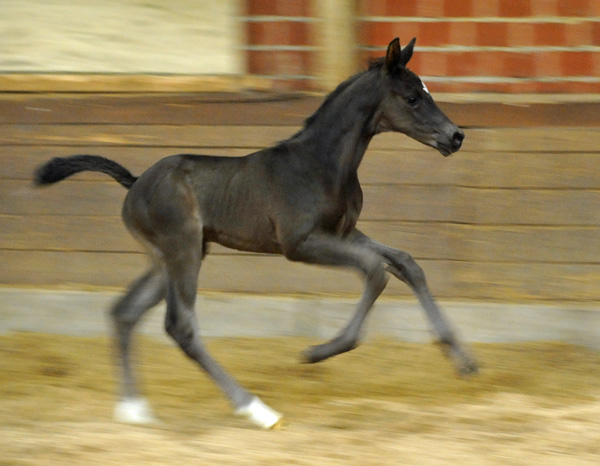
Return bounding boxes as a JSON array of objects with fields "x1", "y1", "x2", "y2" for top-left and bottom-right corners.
[{"x1": 35, "y1": 38, "x2": 477, "y2": 429}]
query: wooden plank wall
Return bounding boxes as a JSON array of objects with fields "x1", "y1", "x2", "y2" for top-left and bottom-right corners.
[{"x1": 1, "y1": 92, "x2": 600, "y2": 302}]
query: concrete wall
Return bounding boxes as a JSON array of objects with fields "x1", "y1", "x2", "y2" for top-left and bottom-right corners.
[{"x1": 2, "y1": 289, "x2": 599, "y2": 349}]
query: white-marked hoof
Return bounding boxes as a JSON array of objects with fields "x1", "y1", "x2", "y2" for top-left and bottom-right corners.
[
  {"x1": 114, "y1": 397, "x2": 158, "y2": 425},
  {"x1": 235, "y1": 396, "x2": 284, "y2": 429}
]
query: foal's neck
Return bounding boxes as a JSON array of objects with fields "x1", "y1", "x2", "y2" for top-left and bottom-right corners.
[{"x1": 296, "y1": 70, "x2": 383, "y2": 176}]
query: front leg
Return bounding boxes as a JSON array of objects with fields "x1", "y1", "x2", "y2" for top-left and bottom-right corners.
[
  {"x1": 348, "y1": 229, "x2": 478, "y2": 375},
  {"x1": 285, "y1": 231, "x2": 388, "y2": 363}
]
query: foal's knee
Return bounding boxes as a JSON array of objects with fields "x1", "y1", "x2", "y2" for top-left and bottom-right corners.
[
  {"x1": 110, "y1": 298, "x2": 136, "y2": 328},
  {"x1": 393, "y1": 251, "x2": 427, "y2": 287}
]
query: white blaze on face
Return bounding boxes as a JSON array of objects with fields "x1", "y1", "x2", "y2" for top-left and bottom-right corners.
[{"x1": 422, "y1": 80, "x2": 430, "y2": 94}]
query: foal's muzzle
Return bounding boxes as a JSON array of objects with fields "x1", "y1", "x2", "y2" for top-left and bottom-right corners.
[
  {"x1": 437, "y1": 128, "x2": 465, "y2": 156},
  {"x1": 451, "y1": 130, "x2": 465, "y2": 151}
]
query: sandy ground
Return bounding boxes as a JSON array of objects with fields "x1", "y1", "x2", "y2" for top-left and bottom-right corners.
[{"x1": 1, "y1": 333, "x2": 600, "y2": 465}]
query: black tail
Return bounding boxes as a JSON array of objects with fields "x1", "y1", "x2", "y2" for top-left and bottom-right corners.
[{"x1": 34, "y1": 155, "x2": 138, "y2": 189}]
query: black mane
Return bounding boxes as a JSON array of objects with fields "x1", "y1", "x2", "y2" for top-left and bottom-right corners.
[
  {"x1": 368, "y1": 57, "x2": 385, "y2": 70},
  {"x1": 289, "y1": 57, "x2": 397, "y2": 142},
  {"x1": 286, "y1": 67, "x2": 374, "y2": 142}
]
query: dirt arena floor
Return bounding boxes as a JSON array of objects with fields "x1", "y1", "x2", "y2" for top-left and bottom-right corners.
[{"x1": 1, "y1": 333, "x2": 599, "y2": 465}]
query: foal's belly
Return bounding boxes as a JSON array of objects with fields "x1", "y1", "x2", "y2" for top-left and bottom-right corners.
[{"x1": 203, "y1": 220, "x2": 282, "y2": 254}]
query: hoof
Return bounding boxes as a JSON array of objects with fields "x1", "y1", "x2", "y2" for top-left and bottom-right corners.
[
  {"x1": 435, "y1": 340, "x2": 479, "y2": 377},
  {"x1": 457, "y1": 359, "x2": 479, "y2": 377},
  {"x1": 235, "y1": 396, "x2": 284, "y2": 430},
  {"x1": 301, "y1": 345, "x2": 333, "y2": 364},
  {"x1": 114, "y1": 397, "x2": 158, "y2": 425},
  {"x1": 450, "y1": 348, "x2": 479, "y2": 377},
  {"x1": 300, "y1": 346, "x2": 321, "y2": 364},
  {"x1": 301, "y1": 338, "x2": 357, "y2": 364}
]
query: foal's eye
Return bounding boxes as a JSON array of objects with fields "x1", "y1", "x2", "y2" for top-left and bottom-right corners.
[{"x1": 406, "y1": 95, "x2": 419, "y2": 106}]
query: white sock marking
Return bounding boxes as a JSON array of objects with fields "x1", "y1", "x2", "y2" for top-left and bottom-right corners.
[
  {"x1": 114, "y1": 397, "x2": 157, "y2": 424},
  {"x1": 235, "y1": 396, "x2": 283, "y2": 429}
]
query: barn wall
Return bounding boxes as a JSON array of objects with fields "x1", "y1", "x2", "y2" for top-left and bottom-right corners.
[{"x1": 1, "y1": 93, "x2": 600, "y2": 302}]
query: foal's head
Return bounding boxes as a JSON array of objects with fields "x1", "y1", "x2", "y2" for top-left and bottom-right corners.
[{"x1": 374, "y1": 38, "x2": 464, "y2": 156}]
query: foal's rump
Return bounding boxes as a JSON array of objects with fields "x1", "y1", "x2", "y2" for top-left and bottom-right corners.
[{"x1": 33, "y1": 152, "x2": 278, "y2": 254}]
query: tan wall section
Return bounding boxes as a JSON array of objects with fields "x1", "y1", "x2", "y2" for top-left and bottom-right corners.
[{"x1": 0, "y1": 0, "x2": 244, "y2": 74}]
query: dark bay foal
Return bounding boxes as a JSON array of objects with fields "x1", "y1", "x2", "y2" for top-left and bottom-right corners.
[{"x1": 35, "y1": 38, "x2": 477, "y2": 429}]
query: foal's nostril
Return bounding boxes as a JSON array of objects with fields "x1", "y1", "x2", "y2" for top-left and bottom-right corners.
[{"x1": 452, "y1": 131, "x2": 465, "y2": 147}]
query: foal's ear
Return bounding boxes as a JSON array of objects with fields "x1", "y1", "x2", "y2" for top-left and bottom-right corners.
[
  {"x1": 400, "y1": 37, "x2": 416, "y2": 67},
  {"x1": 385, "y1": 38, "x2": 402, "y2": 72}
]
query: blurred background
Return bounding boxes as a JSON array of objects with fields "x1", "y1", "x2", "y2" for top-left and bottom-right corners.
[{"x1": 1, "y1": 0, "x2": 598, "y2": 92}]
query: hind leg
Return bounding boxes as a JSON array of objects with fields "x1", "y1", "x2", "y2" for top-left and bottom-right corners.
[
  {"x1": 161, "y1": 226, "x2": 282, "y2": 429},
  {"x1": 111, "y1": 267, "x2": 166, "y2": 423}
]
